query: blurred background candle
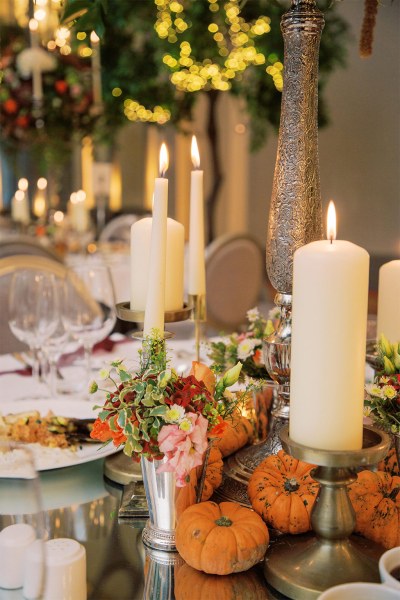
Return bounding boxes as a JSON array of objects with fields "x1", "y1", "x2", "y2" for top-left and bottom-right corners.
[
  {"x1": 90, "y1": 31, "x2": 102, "y2": 108},
  {"x1": 11, "y1": 189, "x2": 29, "y2": 224},
  {"x1": 143, "y1": 143, "x2": 169, "y2": 336},
  {"x1": 377, "y1": 260, "x2": 400, "y2": 343},
  {"x1": 290, "y1": 201, "x2": 370, "y2": 451},
  {"x1": 188, "y1": 135, "x2": 206, "y2": 296},
  {"x1": 32, "y1": 177, "x2": 47, "y2": 219},
  {"x1": 29, "y1": 18, "x2": 43, "y2": 102},
  {"x1": 69, "y1": 190, "x2": 89, "y2": 232}
]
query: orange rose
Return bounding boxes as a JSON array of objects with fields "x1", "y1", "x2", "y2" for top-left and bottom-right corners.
[
  {"x1": 189, "y1": 361, "x2": 216, "y2": 394},
  {"x1": 110, "y1": 415, "x2": 127, "y2": 446},
  {"x1": 209, "y1": 416, "x2": 228, "y2": 438},
  {"x1": 90, "y1": 418, "x2": 112, "y2": 442}
]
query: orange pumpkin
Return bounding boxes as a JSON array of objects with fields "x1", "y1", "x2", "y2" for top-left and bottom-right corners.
[
  {"x1": 175, "y1": 447, "x2": 224, "y2": 518},
  {"x1": 175, "y1": 500, "x2": 269, "y2": 575},
  {"x1": 247, "y1": 449, "x2": 319, "y2": 534},
  {"x1": 378, "y1": 448, "x2": 399, "y2": 477},
  {"x1": 195, "y1": 446, "x2": 224, "y2": 501},
  {"x1": 349, "y1": 470, "x2": 400, "y2": 549},
  {"x1": 174, "y1": 563, "x2": 267, "y2": 600},
  {"x1": 217, "y1": 413, "x2": 254, "y2": 458}
]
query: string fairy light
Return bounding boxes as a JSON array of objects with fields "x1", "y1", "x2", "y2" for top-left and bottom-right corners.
[{"x1": 154, "y1": 0, "x2": 283, "y2": 93}]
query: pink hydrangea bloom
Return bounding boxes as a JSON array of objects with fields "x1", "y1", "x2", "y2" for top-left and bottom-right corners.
[{"x1": 156, "y1": 412, "x2": 209, "y2": 486}]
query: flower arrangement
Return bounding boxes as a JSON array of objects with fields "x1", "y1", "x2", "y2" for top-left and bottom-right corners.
[
  {"x1": 365, "y1": 335, "x2": 400, "y2": 433},
  {"x1": 90, "y1": 336, "x2": 243, "y2": 486},
  {"x1": 0, "y1": 25, "x2": 97, "y2": 167},
  {"x1": 207, "y1": 306, "x2": 278, "y2": 381}
]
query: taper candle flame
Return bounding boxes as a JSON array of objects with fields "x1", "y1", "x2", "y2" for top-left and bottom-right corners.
[
  {"x1": 159, "y1": 143, "x2": 169, "y2": 177},
  {"x1": 327, "y1": 200, "x2": 336, "y2": 243},
  {"x1": 191, "y1": 135, "x2": 200, "y2": 169},
  {"x1": 90, "y1": 31, "x2": 100, "y2": 44}
]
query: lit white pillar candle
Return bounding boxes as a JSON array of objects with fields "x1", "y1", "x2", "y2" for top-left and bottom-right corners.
[
  {"x1": 11, "y1": 190, "x2": 30, "y2": 224},
  {"x1": 188, "y1": 135, "x2": 206, "y2": 295},
  {"x1": 143, "y1": 143, "x2": 169, "y2": 336},
  {"x1": 29, "y1": 19, "x2": 43, "y2": 102},
  {"x1": 90, "y1": 31, "x2": 102, "y2": 108},
  {"x1": 32, "y1": 177, "x2": 47, "y2": 218},
  {"x1": 69, "y1": 190, "x2": 89, "y2": 233},
  {"x1": 131, "y1": 217, "x2": 184, "y2": 312},
  {"x1": 377, "y1": 260, "x2": 400, "y2": 343},
  {"x1": 289, "y1": 201, "x2": 370, "y2": 451}
]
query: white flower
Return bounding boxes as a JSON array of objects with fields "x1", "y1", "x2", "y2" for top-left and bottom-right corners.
[
  {"x1": 363, "y1": 406, "x2": 372, "y2": 417},
  {"x1": 179, "y1": 418, "x2": 193, "y2": 432},
  {"x1": 164, "y1": 404, "x2": 186, "y2": 424},
  {"x1": 246, "y1": 307, "x2": 259, "y2": 323},
  {"x1": 99, "y1": 368, "x2": 110, "y2": 380},
  {"x1": 237, "y1": 338, "x2": 259, "y2": 361},
  {"x1": 382, "y1": 385, "x2": 397, "y2": 400},
  {"x1": 365, "y1": 384, "x2": 383, "y2": 398}
]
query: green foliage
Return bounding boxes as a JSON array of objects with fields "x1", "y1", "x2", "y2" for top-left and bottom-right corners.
[{"x1": 62, "y1": 0, "x2": 350, "y2": 150}]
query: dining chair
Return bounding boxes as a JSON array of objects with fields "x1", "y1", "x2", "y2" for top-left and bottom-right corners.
[
  {"x1": 0, "y1": 234, "x2": 62, "y2": 262},
  {"x1": 99, "y1": 213, "x2": 149, "y2": 245},
  {"x1": 205, "y1": 233, "x2": 265, "y2": 333},
  {"x1": 0, "y1": 255, "x2": 68, "y2": 355}
]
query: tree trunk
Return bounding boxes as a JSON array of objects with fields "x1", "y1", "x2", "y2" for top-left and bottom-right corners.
[{"x1": 205, "y1": 89, "x2": 223, "y2": 243}]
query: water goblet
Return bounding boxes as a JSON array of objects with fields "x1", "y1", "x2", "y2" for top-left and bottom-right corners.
[
  {"x1": 8, "y1": 271, "x2": 59, "y2": 384},
  {"x1": 62, "y1": 263, "x2": 116, "y2": 391}
]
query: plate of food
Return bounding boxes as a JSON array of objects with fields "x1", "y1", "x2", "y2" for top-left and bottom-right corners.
[{"x1": 0, "y1": 399, "x2": 119, "y2": 471}]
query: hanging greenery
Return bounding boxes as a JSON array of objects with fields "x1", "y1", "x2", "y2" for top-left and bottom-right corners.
[{"x1": 61, "y1": 0, "x2": 349, "y2": 151}]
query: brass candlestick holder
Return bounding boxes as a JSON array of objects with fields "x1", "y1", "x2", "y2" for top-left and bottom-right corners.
[
  {"x1": 116, "y1": 301, "x2": 193, "y2": 325},
  {"x1": 264, "y1": 425, "x2": 390, "y2": 599},
  {"x1": 188, "y1": 293, "x2": 206, "y2": 362}
]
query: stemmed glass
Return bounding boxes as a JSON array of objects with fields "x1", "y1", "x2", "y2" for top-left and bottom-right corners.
[
  {"x1": 8, "y1": 270, "x2": 59, "y2": 383},
  {"x1": 62, "y1": 263, "x2": 116, "y2": 389}
]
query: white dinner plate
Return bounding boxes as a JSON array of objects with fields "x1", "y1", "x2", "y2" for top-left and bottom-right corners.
[{"x1": 0, "y1": 399, "x2": 119, "y2": 471}]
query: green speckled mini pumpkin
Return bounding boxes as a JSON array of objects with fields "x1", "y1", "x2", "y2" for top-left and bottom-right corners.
[
  {"x1": 247, "y1": 449, "x2": 319, "y2": 534},
  {"x1": 349, "y1": 470, "x2": 400, "y2": 549}
]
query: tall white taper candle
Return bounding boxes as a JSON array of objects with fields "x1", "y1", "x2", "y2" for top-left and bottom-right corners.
[
  {"x1": 188, "y1": 135, "x2": 206, "y2": 295},
  {"x1": 143, "y1": 143, "x2": 169, "y2": 336}
]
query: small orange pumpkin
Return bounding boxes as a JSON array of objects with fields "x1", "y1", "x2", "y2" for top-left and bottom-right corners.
[
  {"x1": 247, "y1": 449, "x2": 319, "y2": 534},
  {"x1": 378, "y1": 448, "x2": 399, "y2": 477},
  {"x1": 217, "y1": 413, "x2": 254, "y2": 458},
  {"x1": 195, "y1": 446, "x2": 224, "y2": 501},
  {"x1": 349, "y1": 470, "x2": 400, "y2": 549},
  {"x1": 175, "y1": 501, "x2": 269, "y2": 575},
  {"x1": 175, "y1": 447, "x2": 224, "y2": 518},
  {"x1": 174, "y1": 563, "x2": 267, "y2": 600}
]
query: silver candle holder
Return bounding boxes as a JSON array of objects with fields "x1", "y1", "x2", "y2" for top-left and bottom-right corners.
[{"x1": 264, "y1": 425, "x2": 390, "y2": 599}]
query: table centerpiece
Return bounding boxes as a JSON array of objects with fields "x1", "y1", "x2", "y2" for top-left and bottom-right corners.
[{"x1": 89, "y1": 333, "x2": 244, "y2": 550}]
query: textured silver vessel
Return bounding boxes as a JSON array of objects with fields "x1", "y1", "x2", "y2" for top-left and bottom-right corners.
[
  {"x1": 214, "y1": 0, "x2": 325, "y2": 507},
  {"x1": 266, "y1": 0, "x2": 324, "y2": 294}
]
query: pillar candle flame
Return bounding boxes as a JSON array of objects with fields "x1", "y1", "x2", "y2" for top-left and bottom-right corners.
[
  {"x1": 327, "y1": 200, "x2": 336, "y2": 243},
  {"x1": 191, "y1": 135, "x2": 200, "y2": 169},
  {"x1": 159, "y1": 143, "x2": 169, "y2": 177}
]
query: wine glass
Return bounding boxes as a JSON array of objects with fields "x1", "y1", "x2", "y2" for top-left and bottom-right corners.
[
  {"x1": 8, "y1": 271, "x2": 59, "y2": 383},
  {"x1": 0, "y1": 442, "x2": 45, "y2": 598},
  {"x1": 62, "y1": 263, "x2": 116, "y2": 390}
]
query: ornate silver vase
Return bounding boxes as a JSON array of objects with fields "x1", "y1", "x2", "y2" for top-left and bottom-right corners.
[
  {"x1": 141, "y1": 457, "x2": 177, "y2": 552},
  {"x1": 214, "y1": 0, "x2": 324, "y2": 506}
]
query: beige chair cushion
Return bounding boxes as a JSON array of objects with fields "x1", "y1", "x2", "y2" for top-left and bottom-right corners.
[{"x1": 205, "y1": 234, "x2": 264, "y2": 332}]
